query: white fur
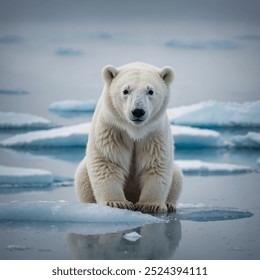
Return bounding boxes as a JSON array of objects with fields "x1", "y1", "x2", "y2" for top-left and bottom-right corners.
[{"x1": 75, "y1": 62, "x2": 183, "y2": 213}]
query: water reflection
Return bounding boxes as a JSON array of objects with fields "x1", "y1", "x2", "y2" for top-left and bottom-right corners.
[{"x1": 67, "y1": 221, "x2": 181, "y2": 260}]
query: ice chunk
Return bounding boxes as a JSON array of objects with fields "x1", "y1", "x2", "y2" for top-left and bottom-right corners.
[
  {"x1": 123, "y1": 231, "x2": 142, "y2": 242},
  {"x1": 49, "y1": 100, "x2": 96, "y2": 112},
  {"x1": 0, "y1": 88, "x2": 28, "y2": 95},
  {"x1": 0, "y1": 165, "x2": 53, "y2": 187},
  {"x1": 167, "y1": 100, "x2": 260, "y2": 127},
  {"x1": 6, "y1": 245, "x2": 31, "y2": 251},
  {"x1": 229, "y1": 132, "x2": 260, "y2": 148},
  {"x1": 0, "y1": 123, "x2": 90, "y2": 147},
  {"x1": 0, "y1": 201, "x2": 163, "y2": 224},
  {"x1": 172, "y1": 125, "x2": 223, "y2": 147},
  {"x1": 176, "y1": 160, "x2": 253, "y2": 175},
  {"x1": 0, "y1": 112, "x2": 58, "y2": 129},
  {"x1": 165, "y1": 39, "x2": 239, "y2": 50},
  {"x1": 176, "y1": 203, "x2": 253, "y2": 222},
  {"x1": 55, "y1": 47, "x2": 84, "y2": 56}
]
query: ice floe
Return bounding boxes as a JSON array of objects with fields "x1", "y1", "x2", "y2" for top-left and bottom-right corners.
[
  {"x1": 49, "y1": 100, "x2": 96, "y2": 113},
  {"x1": 0, "y1": 165, "x2": 73, "y2": 190},
  {"x1": 55, "y1": 47, "x2": 84, "y2": 56},
  {"x1": 0, "y1": 165, "x2": 53, "y2": 187},
  {"x1": 0, "y1": 123, "x2": 222, "y2": 148},
  {"x1": 176, "y1": 160, "x2": 253, "y2": 175},
  {"x1": 0, "y1": 88, "x2": 29, "y2": 95},
  {"x1": 172, "y1": 125, "x2": 223, "y2": 148},
  {"x1": 0, "y1": 201, "x2": 163, "y2": 224},
  {"x1": 123, "y1": 231, "x2": 142, "y2": 242},
  {"x1": 0, "y1": 201, "x2": 253, "y2": 224},
  {"x1": 167, "y1": 100, "x2": 260, "y2": 127},
  {"x1": 0, "y1": 123, "x2": 90, "y2": 147},
  {"x1": 229, "y1": 132, "x2": 260, "y2": 148},
  {"x1": 165, "y1": 39, "x2": 240, "y2": 50},
  {"x1": 0, "y1": 112, "x2": 58, "y2": 129}
]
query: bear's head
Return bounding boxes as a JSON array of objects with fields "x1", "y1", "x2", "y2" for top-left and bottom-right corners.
[{"x1": 102, "y1": 62, "x2": 174, "y2": 138}]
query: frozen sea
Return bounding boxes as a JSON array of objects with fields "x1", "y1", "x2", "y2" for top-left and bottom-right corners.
[{"x1": 0, "y1": 0, "x2": 260, "y2": 260}]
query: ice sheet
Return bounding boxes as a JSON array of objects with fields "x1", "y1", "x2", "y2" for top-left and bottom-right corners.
[{"x1": 0, "y1": 201, "x2": 163, "y2": 224}]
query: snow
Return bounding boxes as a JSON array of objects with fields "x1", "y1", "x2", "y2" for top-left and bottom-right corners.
[
  {"x1": 123, "y1": 231, "x2": 142, "y2": 242},
  {"x1": 0, "y1": 201, "x2": 163, "y2": 224},
  {"x1": 49, "y1": 100, "x2": 96, "y2": 112},
  {"x1": 0, "y1": 112, "x2": 58, "y2": 129},
  {"x1": 176, "y1": 203, "x2": 253, "y2": 222},
  {"x1": 229, "y1": 132, "x2": 260, "y2": 148},
  {"x1": 0, "y1": 123, "x2": 90, "y2": 147},
  {"x1": 0, "y1": 165, "x2": 53, "y2": 187},
  {"x1": 176, "y1": 160, "x2": 253, "y2": 175},
  {"x1": 167, "y1": 100, "x2": 260, "y2": 127}
]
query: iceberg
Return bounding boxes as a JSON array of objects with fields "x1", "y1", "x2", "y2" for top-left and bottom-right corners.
[
  {"x1": 0, "y1": 122, "x2": 222, "y2": 148},
  {"x1": 49, "y1": 100, "x2": 96, "y2": 113},
  {"x1": 167, "y1": 100, "x2": 260, "y2": 127},
  {"x1": 0, "y1": 165, "x2": 53, "y2": 187},
  {"x1": 229, "y1": 132, "x2": 260, "y2": 148},
  {"x1": 0, "y1": 112, "x2": 58, "y2": 129},
  {"x1": 0, "y1": 201, "x2": 163, "y2": 224},
  {"x1": 176, "y1": 160, "x2": 253, "y2": 175}
]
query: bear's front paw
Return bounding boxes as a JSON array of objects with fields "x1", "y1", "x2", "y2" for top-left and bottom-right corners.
[
  {"x1": 135, "y1": 202, "x2": 167, "y2": 213},
  {"x1": 106, "y1": 201, "x2": 135, "y2": 210},
  {"x1": 166, "y1": 203, "x2": 176, "y2": 213}
]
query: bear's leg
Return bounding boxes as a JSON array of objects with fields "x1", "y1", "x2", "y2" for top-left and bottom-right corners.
[
  {"x1": 74, "y1": 159, "x2": 96, "y2": 203},
  {"x1": 166, "y1": 163, "x2": 183, "y2": 212},
  {"x1": 135, "y1": 174, "x2": 171, "y2": 213},
  {"x1": 89, "y1": 158, "x2": 135, "y2": 210}
]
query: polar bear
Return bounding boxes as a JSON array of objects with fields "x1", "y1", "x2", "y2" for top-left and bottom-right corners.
[{"x1": 75, "y1": 62, "x2": 183, "y2": 213}]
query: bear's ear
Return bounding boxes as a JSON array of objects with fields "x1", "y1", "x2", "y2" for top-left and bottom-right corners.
[
  {"x1": 102, "y1": 65, "x2": 118, "y2": 84},
  {"x1": 159, "y1": 66, "x2": 174, "y2": 85}
]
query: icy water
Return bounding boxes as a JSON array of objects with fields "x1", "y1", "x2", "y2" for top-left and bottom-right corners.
[
  {"x1": 1, "y1": 0, "x2": 260, "y2": 260},
  {"x1": 0, "y1": 137, "x2": 259, "y2": 260}
]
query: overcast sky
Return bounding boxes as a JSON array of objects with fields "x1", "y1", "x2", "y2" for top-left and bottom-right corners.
[{"x1": 0, "y1": 0, "x2": 260, "y2": 25}]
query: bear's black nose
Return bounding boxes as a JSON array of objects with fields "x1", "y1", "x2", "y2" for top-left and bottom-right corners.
[{"x1": 132, "y1": 108, "x2": 145, "y2": 118}]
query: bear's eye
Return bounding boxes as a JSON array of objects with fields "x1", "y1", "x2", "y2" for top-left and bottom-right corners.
[
  {"x1": 147, "y1": 89, "x2": 154, "y2": 96},
  {"x1": 123, "y1": 89, "x2": 129, "y2": 95}
]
